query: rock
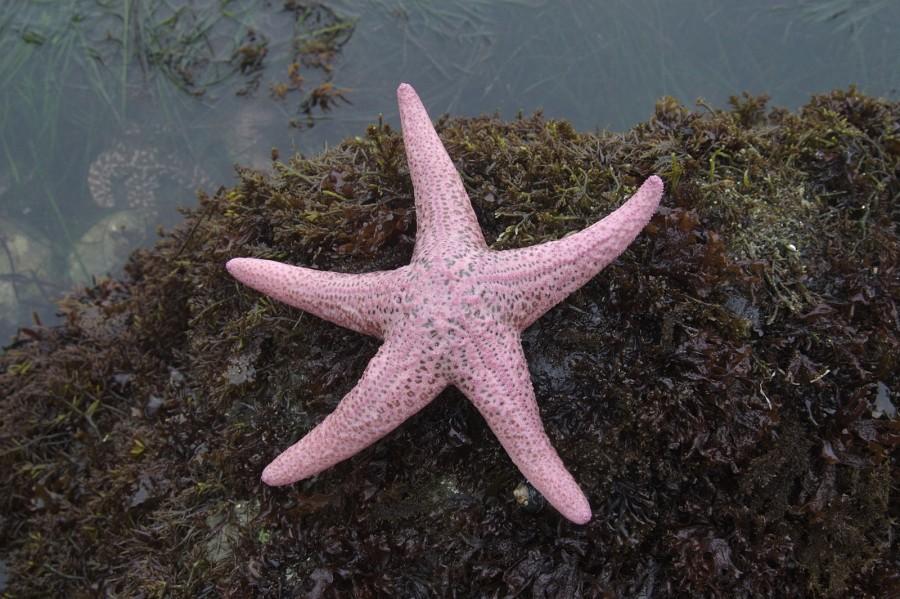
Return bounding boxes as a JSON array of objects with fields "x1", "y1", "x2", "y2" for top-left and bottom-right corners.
[
  {"x1": 0, "y1": 218, "x2": 54, "y2": 331},
  {"x1": 67, "y1": 210, "x2": 154, "y2": 284},
  {"x1": 87, "y1": 130, "x2": 210, "y2": 211}
]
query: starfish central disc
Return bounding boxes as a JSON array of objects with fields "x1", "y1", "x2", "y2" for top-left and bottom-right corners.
[{"x1": 226, "y1": 83, "x2": 663, "y2": 524}]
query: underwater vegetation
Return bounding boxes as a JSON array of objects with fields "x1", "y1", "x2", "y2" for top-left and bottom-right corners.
[
  {"x1": 0, "y1": 0, "x2": 355, "y2": 339},
  {"x1": 3, "y1": 0, "x2": 898, "y2": 342},
  {"x1": 1, "y1": 87, "x2": 898, "y2": 596}
]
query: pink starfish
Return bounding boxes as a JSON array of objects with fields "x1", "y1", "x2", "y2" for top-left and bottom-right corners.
[{"x1": 227, "y1": 83, "x2": 663, "y2": 524}]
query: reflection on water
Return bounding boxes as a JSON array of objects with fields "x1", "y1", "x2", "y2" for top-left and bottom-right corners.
[{"x1": 0, "y1": 0, "x2": 897, "y2": 343}]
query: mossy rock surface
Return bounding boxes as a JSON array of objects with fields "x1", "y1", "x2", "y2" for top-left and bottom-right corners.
[{"x1": 1, "y1": 88, "x2": 898, "y2": 597}]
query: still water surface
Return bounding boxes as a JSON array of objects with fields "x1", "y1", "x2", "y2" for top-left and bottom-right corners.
[{"x1": 1, "y1": 0, "x2": 898, "y2": 342}]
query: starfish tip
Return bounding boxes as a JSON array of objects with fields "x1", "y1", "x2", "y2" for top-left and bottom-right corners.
[
  {"x1": 225, "y1": 257, "x2": 242, "y2": 274},
  {"x1": 226, "y1": 257, "x2": 255, "y2": 279},
  {"x1": 646, "y1": 174, "x2": 664, "y2": 190},
  {"x1": 260, "y1": 463, "x2": 283, "y2": 486},
  {"x1": 569, "y1": 504, "x2": 592, "y2": 525},
  {"x1": 396, "y1": 82, "x2": 416, "y2": 98}
]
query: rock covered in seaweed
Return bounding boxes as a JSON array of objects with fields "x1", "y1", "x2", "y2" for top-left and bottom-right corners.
[{"x1": 0, "y1": 87, "x2": 898, "y2": 597}]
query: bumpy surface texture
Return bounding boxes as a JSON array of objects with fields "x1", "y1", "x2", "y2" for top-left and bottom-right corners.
[{"x1": 227, "y1": 83, "x2": 662, "y2": 523}]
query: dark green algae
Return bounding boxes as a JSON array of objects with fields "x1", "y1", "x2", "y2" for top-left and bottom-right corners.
[{"x1": 1, "y1": 87, "x2": 898, "y2": 597}]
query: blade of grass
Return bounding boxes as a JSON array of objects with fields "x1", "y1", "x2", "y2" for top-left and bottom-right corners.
[{"x1": 121, "y1": 0, "x2": 131, "y2": 117}]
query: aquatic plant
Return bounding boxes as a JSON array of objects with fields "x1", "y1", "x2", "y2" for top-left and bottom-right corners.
[{"x1": 0, "y1": 0, "x2": 355, "y2": 338}]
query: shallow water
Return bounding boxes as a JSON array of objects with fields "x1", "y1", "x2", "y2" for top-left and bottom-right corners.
[{"x1": 0, "y1": 0, "x2": 897, "y2": 343}]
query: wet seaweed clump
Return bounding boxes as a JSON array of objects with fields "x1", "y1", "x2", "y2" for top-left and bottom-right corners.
[{"x1": 1, "y1": 87, "x2": 898, "y2": 597}]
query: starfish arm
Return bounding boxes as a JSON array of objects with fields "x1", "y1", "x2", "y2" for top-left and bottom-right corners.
[
  {"x1": 226, "y1": 257, "x2": 406, "y2": 338},
  {"x1": 452, "y1": 324, "x2": 591, "y2": 524},
  {"x1": 397, "y1": 83, "x2": 487, "y2": 257},
  {"x1": 480, "y1": 175, "x2": 663, "y2": 330},
  {"x1": 261, "y1": 332, "x2": 447, "y2": 485}
]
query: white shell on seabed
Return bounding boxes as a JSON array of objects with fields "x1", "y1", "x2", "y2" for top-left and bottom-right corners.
[{"x1": 67, "y1": 210, "x2": 155, "y2": 285}]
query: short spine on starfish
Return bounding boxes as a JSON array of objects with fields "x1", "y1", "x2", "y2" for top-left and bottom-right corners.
[{"x1": 227, "y1": 83, "x2": 663, "y2": 525}]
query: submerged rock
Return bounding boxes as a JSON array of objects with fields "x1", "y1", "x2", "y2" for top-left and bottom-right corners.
[
  {"x1": 0, "y1": 218, "x2": 54, "y2": 333},
  {"x1": 225, "y1": 102, "x2": 279, "y2": 172},
  {"x1": 67, "y1": 209, "x2": 155, "y2": 285}
]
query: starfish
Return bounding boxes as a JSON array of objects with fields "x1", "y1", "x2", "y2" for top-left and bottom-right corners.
[{"x1": 227, "y1": 83, "x2": 663, "y2": 524}]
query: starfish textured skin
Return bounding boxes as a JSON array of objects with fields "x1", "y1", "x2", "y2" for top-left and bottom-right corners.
[{"x1": 226, "y1": 83, "x2": 663, "y2": 524}]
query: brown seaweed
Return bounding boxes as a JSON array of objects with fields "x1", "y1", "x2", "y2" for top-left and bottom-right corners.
[{"x1": 1, "y1": 87, "x2": 898, "y2": 597}]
